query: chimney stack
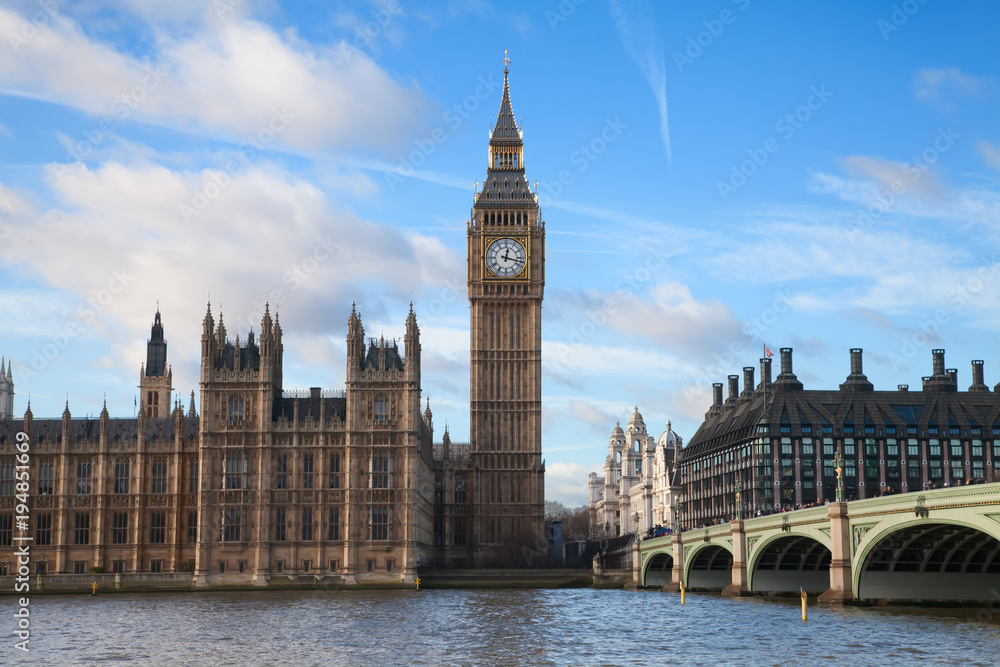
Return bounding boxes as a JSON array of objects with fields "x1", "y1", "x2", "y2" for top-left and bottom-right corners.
[
  {"x1": 932, "y1": 349, "x2": 945, "y2": 376},
  {"x1": 898, "y1": 384, "x2": 909, "y2": 391},
  {"x1": 781, "y1": 348, "x2": 793, "y2": 375},
  {"x1": 774, "y1": 347, "x2": 803, "y2": 390},
  {"x1": 759, "y1": 357, "x2": 772, "y2": 389},
  {"x1": 712, "y1": 383, "x2": 724, "y2": 406},
  {"x1": 925, "y1": 350, "x2": 956, "y2": 391},
  {"x1": 850, "y1": 348, "x2": 863, "y2": 375},
  {"x1": 727, "y1": 375, "x2": 739, "y2": 402},
  {"x1": 742, "y1": 367, "x2": 755, "y2": 398},
  {"x1": 970, "y1": 360, "x2": 989, "y2": 392},
  {"x1": 840, "y1": 348, "x2": 874, "y2": 391}
]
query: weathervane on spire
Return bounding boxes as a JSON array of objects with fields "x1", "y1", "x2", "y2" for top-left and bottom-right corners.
[{"x1": 502, "y1": 48, "x2": 510, "y2": 72}]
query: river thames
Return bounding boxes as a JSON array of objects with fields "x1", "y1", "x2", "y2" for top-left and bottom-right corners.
[{"x1": 9, "y1": 588, "x2": 1000, "y2": 665}]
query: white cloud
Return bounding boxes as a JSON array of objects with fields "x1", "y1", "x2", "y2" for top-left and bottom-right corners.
[
  {"x1": 914, "y1": 66, "x2": 991, "y2": 102},
  {"x1": 545, "y1": 461, "x2": 591, "y2": 507},
  {"x1": 0, "y1": 8, "x2": 433, "y2": 156},
  {"x1": 554, "y1": 280, "x2": 742, "y2": 361},
  {"x1": 978, "y1": 141, "x2": 1000, "y2": 171},
  {"x1": 608, "y1": 0, "x2": 670, "y2": 167},
  {"x1": 839, "y1": 154, "x2": 944, "y2": 201},
  {"x1": 0, "y1": 157, "x2": 461, "y2": 394}
]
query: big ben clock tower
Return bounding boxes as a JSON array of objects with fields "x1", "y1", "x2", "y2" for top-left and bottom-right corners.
[{"x1": 468, "y1": 52, "x2": 545, "y2": 564}]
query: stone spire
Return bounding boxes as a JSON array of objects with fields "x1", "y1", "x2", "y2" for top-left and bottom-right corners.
[
  {"x1": 474, "y1": 50, "x2": 536, "y2": 210},
  {"x1": 0, "y1": 356, "x2": 12, "y2": 419},
  {"x1": 23, "y1": 397, "x2": 32, "y2": 433},
  {"x1": 145, "y1": 308, "x2": 167, "y2": 377},
  {"x1": 188, "y1": 390, "x2": 197, "y2": 418}
]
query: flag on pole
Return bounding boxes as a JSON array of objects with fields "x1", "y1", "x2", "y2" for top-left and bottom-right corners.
[{"x1": 764, "y1": 345, "x2": 773, "y2": 358}]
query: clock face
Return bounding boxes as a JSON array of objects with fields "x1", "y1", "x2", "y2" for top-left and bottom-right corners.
[{"x1": 486, "y1": 237, "x2": 527, "y2": 278}]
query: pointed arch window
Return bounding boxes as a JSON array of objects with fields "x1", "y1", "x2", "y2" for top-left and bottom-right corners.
[
  {"x1": 224, "y1": 454, "x2": 248, "y2": 490},
  {"x1": 374, "y1": 394, "x2": 389, "y2": 424}
]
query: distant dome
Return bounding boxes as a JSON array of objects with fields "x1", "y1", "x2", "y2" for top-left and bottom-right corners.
[
  {"x1": 610, "y1": 420, "x2": 624, "y2": 438},
  {"x1": 657, "y1": 421, "x2": 678, "y2": 448}
]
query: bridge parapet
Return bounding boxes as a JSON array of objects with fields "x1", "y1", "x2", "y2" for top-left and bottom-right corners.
[{"x1": 638, "y1": 483, "x2": 1000, "y2": 602}]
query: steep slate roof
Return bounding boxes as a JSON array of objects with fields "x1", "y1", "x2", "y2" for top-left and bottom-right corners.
[
  {"x1": 685, "y1": 351, "x2": 1000, "y2": 458},
  {"x1": 0, "y1": 416, "x2": 199, "y2": 448}
]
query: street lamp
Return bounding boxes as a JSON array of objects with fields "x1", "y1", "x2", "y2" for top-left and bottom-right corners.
[
  {"x1": 834, "y1": 448, "x2": 845, "y2": 503},
  {"x1": 633, "y1": 511, "x2": 640, "y2": 538},
  {"x1": 117, "y1": 552, "x2": 123, "y2": 574},
  {"x1": 735, "y1": 477, "x2": 743, "y2": 521}
]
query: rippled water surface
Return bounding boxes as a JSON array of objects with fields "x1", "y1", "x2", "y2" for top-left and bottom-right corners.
[{"x1": 8, "y1": 588, "x2": 1000, "y2": 665}]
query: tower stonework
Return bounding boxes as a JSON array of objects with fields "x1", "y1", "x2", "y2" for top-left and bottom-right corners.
[
  {"x1": 139, "y1": 309, "x2": 172, "y2": 418},
  {"x1": 0, "y1": 357, "x2": 13, "y2": 419},
  {"x1": 467, "y1": 57, "x2": 545, "y2": 565}
]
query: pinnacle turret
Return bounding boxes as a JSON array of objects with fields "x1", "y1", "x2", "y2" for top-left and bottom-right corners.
[{"x1": 202, "y1": 298, "x2": 215, "y2": 336}]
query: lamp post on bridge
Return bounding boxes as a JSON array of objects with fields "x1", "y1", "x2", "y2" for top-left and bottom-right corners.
[
  {"x1": 633, "y1": 511, "x2": 640, "y2": 540},
  {"x1": 834, "y1": 448, "x2": 845, "y2": 503},
  {"x1": 735, "y1": 477, "x2": 743, "y2": 521}
]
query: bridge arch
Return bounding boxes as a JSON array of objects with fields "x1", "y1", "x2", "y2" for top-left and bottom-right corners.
[
  {"x1": 684, "y1": 541, "x2": 733, "y2": 591},
  {"x1": 747, "y1": 532, "x2": 832, "y2": 594},
  {"x1": 854, "y1": 518, "x2": 1000, "y2": 601},
  {"x1": 641, "y1": 551, "x2": 673, "y2": 587}
]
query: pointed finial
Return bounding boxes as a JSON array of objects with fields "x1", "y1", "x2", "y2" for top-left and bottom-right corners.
[{"x1": 502, "y1": 48, "x2": 510, "y2": 73}]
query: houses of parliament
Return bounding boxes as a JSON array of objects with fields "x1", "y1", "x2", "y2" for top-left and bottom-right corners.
[{"x1": 0, "y1": 61, "x2": 545, "y2": 583}]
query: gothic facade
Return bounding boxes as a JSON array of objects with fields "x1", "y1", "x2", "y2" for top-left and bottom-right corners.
[{"x1": 0, "y1": 60, "x2": 546, "y2": 582}]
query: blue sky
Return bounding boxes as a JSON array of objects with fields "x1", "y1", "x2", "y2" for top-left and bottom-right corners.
[{"x1": 1, "y1": 0, "x2": 999, "y2": 507}]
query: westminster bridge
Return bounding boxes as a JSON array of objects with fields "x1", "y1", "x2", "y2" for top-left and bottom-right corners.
[{"x1": 637, "y1": 482, "x2": 1000, "y2": 602}]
